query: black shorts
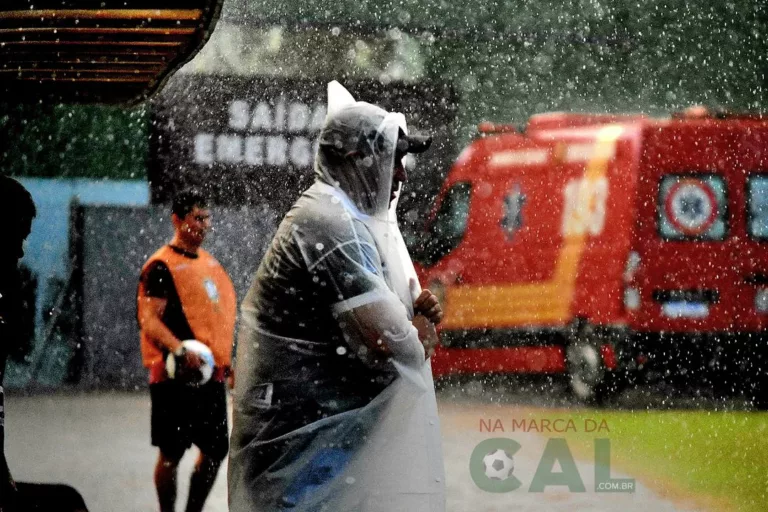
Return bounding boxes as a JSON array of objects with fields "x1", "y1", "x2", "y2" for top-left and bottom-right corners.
[{"x1": 150, "y1": 379, "x2": 229, "y2": 461}]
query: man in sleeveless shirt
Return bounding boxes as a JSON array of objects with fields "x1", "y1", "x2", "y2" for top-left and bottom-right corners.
[{"x1": 137, "y1": 189, "x2": 236, "y2": 512}]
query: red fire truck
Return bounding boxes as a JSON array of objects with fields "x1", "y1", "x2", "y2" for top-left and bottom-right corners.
[{"x1": 415, "y1": 107, "x2": 768, "y2": 401}]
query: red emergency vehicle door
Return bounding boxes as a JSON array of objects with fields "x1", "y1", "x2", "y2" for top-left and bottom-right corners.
[{"x1": 630, "y1": 122, "x2": 768, "y2": 333}]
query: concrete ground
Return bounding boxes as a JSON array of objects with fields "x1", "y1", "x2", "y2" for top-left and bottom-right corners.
[{"x1": 5, "y1": 391, "x2": 703, "y2": 512}]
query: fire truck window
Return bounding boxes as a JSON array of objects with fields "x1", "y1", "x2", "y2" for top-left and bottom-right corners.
[
  {"x1": 421, "y1": 181, "x2": 472, "y2": 265},
  {"x1": 748, "y1": 175, "x2": 768, "y2": 240},
  {"x1": 500, "y1": 184, "x2": 526, "y2": 239},
  {"x1": 657, "y1": 174, "x2": 727, "y2": 241}
]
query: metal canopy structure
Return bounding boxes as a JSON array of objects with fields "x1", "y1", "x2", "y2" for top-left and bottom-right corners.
[{"x1": 0, "y1": 1, "x2": 223, "y2": 105}]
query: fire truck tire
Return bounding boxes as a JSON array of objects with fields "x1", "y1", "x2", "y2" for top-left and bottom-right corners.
[
  {"x1": 751, "y1": 393, "x2": 768, "y2": 410},
  {"x1": 748, "y1": 373, "x2": 768, "y2": 410},
  {"x1": 566, "y1": 341, "x2": 606, "y2": 402}
]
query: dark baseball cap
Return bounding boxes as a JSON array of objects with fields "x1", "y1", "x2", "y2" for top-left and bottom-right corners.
[{"x1": 396, "y1": 129, "x2": 432, "y2": 155}]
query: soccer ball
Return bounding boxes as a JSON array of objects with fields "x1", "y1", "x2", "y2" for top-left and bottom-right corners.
[
  {"x1": 166, "y1": 339, "x2": 215, "y2": 386},
  {"x1": 483, "y1": 448, "x2": 515, "y2": 481}
]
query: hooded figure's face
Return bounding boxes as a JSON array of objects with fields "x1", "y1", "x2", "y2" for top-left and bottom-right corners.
[
  {"x1": 391, "y1": 150, "x2": 408, "y2": 204},
  {"x1": 315, "y1": 101, "x2": 405, "y2": 217}
]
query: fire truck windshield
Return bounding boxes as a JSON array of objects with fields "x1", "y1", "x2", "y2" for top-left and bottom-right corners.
[{"x1": 420, "y1": 181, "x2": 472, "y2": 266}]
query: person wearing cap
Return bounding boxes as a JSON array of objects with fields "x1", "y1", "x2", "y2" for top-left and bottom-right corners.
[{"x1": 228, "y1": 82, "x2": 446, "y2": 512}]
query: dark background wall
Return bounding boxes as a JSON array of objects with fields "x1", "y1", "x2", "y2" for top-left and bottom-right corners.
[{"x1": 148, "y1": 75, "x2": 458, "y2": 221}]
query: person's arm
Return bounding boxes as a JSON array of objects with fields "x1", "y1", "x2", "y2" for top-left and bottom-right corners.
[
  {"x1": 297, "y1": 215, "x2": 431, "y2": 368},
  {"x1": 337, "y1": 290, "x2": 442, "y2": 362},
  {"x1": 138, "y1": 263, "x2": 201, "y2": 370},
  {"x1": 411, "y1": 281, "x2": 442, "y2": 358},
  {"x1": 224, "y1": 365, "x2": 235, "y2": 389},
  {"x1": 1, "y1": 451, "x2": 18, "y2": 508},
  {"x1": 334, "y1": 293, "x2": 426, "y2": 369},
  {"x1": 413, "y1": 288, "x2": 443, "y2": 325},
  {"x1": 137, "y1": 295, "x2": 181, "y2": 354},
  {"x1": 412, "y1": 313, "x2": 438, "y2": 359}
]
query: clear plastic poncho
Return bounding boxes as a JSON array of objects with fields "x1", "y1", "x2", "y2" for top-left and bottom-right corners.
[{"x1": 228, "y1": 82, "x2": 445, "y2": 512}]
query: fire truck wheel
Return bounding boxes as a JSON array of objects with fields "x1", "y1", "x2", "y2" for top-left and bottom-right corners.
[
  {"x1": 566, "y1": 341, "x2": 607, "y2": 403},
  {"x1": 748, "y1": 373, "x2": 768, "y2": 410}
]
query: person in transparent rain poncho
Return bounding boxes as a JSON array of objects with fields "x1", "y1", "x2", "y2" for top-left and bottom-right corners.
[{"x1": 228, "y1": 82, "x2": 446, "y2": 512}]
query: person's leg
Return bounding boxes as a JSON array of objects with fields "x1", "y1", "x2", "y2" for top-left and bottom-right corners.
[
  {"x1": 155, "y1": 449, "x2": 182, "y2": 512},
  {"x1": 151, "y1": 381, "x2": 191, "y2": 512},
  {"x1": 184, "y1": 452, "x2": 222, "y2": 512},
  {"x1": 185, "y1": 380, "x2": 229, "y2": 512}
]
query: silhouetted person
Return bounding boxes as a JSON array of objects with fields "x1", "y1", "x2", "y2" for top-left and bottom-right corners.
[{"x1": 0, "y1": 175, "x2": 88, "y2": 512}]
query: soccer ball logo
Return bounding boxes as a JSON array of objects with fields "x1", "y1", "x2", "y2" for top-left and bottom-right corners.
[{"x1": 482, "y1": 448, "x2": 515, "y2": 480}]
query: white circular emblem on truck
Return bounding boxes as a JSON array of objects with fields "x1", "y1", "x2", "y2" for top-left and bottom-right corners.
[{"x1": 664, "y1": 179, "x2": 717, "y2": 235}]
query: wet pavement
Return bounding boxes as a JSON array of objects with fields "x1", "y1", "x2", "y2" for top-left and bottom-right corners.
[
  {"x1": 5, "y1": 392, "x2": 221, "y2": 512},
  {"x1": 4, "y1": 389, "x2": 714, "y2": 512}
]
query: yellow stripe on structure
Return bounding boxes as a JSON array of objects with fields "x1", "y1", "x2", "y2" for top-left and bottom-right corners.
[{"x1": 442, "y1": 125, "x2": 625, "y2": 330}]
